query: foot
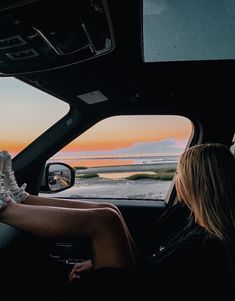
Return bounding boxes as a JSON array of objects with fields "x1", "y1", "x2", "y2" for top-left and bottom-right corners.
[
  {"x1": 2, "y1": 151, "x2": 29, "y2": 203},
  {"x1": 0, "y1": 191, "x2": 15, "y2": 210}
]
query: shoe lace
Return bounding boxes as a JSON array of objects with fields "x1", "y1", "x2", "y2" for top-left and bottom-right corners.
[
  {"x1": 0, "y1": 173, "x2": 11, "y2": 194},
  {"x1": 7, "y1": 171, "x2": 20, "y2": 190}
]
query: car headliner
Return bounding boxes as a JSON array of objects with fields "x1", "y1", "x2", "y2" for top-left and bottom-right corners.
[{"x1": 1, "y1": 1, "x2": 234, "y2": 146}]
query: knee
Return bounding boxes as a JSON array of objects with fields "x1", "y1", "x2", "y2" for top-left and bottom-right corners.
[
  {"x1": 93, "y1": 207, "x2": 123, "y2": 234},
  {"x1": 99, "y1": 207, "x2": 121, "y2": 223},
  {"x1": 100, "y1": 202, "x2": 121, "y2": 214}
]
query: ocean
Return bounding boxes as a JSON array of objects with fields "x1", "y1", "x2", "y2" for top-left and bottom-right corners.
[{"x1": 49, "y1": 154, "x2": 179, "y2": 168}]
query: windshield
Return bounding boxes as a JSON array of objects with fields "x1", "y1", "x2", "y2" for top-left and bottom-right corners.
[{"x1": 0, "y1": 77, "x2": 69, "y2": 157}]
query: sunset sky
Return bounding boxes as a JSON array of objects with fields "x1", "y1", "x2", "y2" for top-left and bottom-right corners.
[
  {"x1": 0, "y1": 78, "x2": 192, "y2": 159},
  {"x1": 0, "y1": 77, "x2": 69, "y2": 153},
  {"x1": 61, "y1": 115, "x2": 191, "y2": 153}
]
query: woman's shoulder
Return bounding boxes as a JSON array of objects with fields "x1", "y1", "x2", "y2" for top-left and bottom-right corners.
[{"x1": 148, "y1": 220, "x2": 231, "y2": 270}]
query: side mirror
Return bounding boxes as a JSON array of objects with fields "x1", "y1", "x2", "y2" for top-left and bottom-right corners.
[{"x1": 40, "y1": 162, "x2": 75, "y2": 193}]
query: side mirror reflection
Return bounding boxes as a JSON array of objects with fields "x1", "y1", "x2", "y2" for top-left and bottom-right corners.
[{"x1": 40, "y1": 162, "x2": 75, "y2": 193}]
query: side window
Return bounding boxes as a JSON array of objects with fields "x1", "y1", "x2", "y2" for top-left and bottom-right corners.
[{"x1": 45, "y1": 115, "x2": 192, "y2": 201}]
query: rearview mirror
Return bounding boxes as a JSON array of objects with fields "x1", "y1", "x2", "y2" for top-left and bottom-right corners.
[{"x1": 40, "y1": 162, "x2": 75, "y2": 193}]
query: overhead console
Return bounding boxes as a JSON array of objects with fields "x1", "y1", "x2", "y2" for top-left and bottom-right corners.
[{"x1": 0, "y1": 0, "x2": 114, "y2": 76}]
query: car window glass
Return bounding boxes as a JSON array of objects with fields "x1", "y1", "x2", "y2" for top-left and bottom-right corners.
[
  {"x1": 42, "y1": 115, "x2": 192, "y2": 201},
  {"x1": 0, "y1": 77, "x2": 70, "y2": 156}
]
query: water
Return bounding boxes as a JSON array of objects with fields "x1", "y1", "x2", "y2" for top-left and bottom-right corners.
[{"x1": 49, "y1": 154, "x2": 179, "y2": 168}]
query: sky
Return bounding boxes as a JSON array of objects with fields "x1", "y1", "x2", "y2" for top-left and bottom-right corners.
[
  {"x1": 60, "y1": 115, "x2": 191, "y2": 155},
  {"x1": 0, "y1": 75, "x2": 192, "y2": 160}
]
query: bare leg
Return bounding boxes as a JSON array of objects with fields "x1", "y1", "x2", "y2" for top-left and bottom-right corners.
[
  {"x1": 0, "y1": 201, "x2": 136, "y2": 269},
  {"x1": 25, "y1": 195, "x2": 138, "y2": 258}
]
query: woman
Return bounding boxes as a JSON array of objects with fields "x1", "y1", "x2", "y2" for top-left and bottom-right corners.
[{"x1": 0, "y1": 144, "x2": 235, "y2": 300}]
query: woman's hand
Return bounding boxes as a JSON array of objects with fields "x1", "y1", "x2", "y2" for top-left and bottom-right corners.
[{"x1": 68, "y1": 259, "x2": 93, "y2": 282}]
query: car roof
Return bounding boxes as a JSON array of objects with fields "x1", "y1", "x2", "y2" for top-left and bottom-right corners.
[{"x1": 0, "y1": 1, "x2": 234, "y2": 136}]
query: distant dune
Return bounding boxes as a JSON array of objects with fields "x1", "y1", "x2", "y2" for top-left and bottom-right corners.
[{"x1": 75, "y1": 162, "x2": 177, "y2": 174}]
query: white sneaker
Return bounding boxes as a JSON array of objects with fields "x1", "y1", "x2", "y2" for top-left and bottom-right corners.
[{"x1": 2, "y1": 151, "x2": 29, "y2": 203}]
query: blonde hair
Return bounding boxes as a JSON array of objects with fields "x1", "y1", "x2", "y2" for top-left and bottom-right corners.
[{"x1": 176, "y1": 143, "x2": 235, "y2": 243}]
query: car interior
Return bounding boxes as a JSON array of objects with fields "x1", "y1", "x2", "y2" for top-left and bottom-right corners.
[{"x1": 0, "y1": 0, "x2": 234, "y2": 300}]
